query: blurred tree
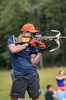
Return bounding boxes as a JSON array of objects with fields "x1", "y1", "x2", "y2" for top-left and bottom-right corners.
[
  {"x1": 27, "y1": 0, "x2": 44, "y2": 68},
  {"x1": 0, "y1": 0, "x2": 29, "y2": 68},
  {"x1": 39, "y1": 0, "x2": 66, "y2": 66},
  {"x1": 0, "y1": 0, "x2": 66, "y2": 68}
]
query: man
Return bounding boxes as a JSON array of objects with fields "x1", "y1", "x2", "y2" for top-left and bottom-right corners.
[
  {"x1": 8, "y1": 23, "x2": 46, "y2": 100},
  {"x1": 45, "y1": 85, "x2": 57, "y2": 100}
]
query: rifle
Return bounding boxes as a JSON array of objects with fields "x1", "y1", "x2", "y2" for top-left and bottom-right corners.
[{"x1": 13, "y1": 30, "x2": 66, "y2": 52}]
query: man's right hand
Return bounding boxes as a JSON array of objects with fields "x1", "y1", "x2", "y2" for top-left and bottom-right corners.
[{"x1": 25, "y1": 41, "x2": 36, "y2": 47}]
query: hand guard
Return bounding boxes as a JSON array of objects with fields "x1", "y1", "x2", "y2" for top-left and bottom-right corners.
[
  {"x1": 25, "y1": 41, "x2": 36, "y2": 47},
  {"x1": 38, "y1": 43, "x2": 46, "y2": 53}
]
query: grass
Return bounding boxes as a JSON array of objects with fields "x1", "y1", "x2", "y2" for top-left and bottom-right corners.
[{"x1": 0, "y1": 67, "x2": 66, "y2": 100}]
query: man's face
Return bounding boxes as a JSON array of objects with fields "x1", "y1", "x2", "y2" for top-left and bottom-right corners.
[
  {"x1": 23, "y1": 31, "x2": 33, "y2": 37},
  {"x1": 49, "y1": 86, "x2": 53, "y2": 91}
]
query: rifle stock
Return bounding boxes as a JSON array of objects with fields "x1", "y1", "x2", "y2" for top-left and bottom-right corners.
[{"x1": 13, "y1": 36, "x2": 59, "y2": 44}]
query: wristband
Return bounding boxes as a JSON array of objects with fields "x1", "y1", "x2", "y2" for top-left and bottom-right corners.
[
  {"x1": 25, "y1": 43, "x2": 31, "y2": 47},
  {"x1": 38, "y1": 47, "x2": 45, "y2": 53}
]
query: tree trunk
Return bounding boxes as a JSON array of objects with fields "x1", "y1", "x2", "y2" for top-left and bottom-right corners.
[
  {"x1": 40, "y1": 55, "x2": 44, "y2": 69},
  {"x1": 36, "y1": 0, "x2": 44, "y2": 69},
  {"x1": 62, "y1": 50, "x2": 66, "y2": 66}
]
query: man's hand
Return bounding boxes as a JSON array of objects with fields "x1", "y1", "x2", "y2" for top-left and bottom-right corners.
[
  {"x1": 25, "y1": 41, "x2": 36, "y2": 47},
  {"x1": 39, "y1": 43, "x2": 46, "y2": 48},
  {"x1": 30, "y1": 41, "x2": 36, "y2": 47},
  {"x1": 38, "y1": 43, "x2": 46, "y2": 53},
  {"x1": 52, "y1": 90, "x2": 57, "y2": 94}
]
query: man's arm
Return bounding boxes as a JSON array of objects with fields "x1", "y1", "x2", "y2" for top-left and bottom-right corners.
[
  {"x1": 52, "y1": 94, "x2": 57, "y2": 99},
  {"x1": 8, "y1": 40, "x2": 38, "y2": 53},
  {"x1": 30, "y1": 42, "x2": 46, "y2": 67},
  {"x1": 52, "y1": 90, "x2": 57, "y2": 99},
  {"x1": 8, "y1": 44, "x2": 26, "y2": 53},
  {"x1": 30, "y1": 53, "x2": 42, "y2": 67}
]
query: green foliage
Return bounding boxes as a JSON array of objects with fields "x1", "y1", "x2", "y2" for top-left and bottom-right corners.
[
  {"x1": 39, "y1": 0, "x2": 66, "y2": 65},
  {"x1": 0, "y1": 0, "x2": 66, "y2": 68},
  {"x1": 0, "y1": 0, "x2": 29, "y2": 68}
]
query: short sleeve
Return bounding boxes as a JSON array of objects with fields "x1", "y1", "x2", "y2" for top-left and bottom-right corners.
[
  {"x1": 31, "y1": 46, "x2": 38, "y2": 54},
  {"x1": 8, "y1": 37, "x2": 14, "y2": 46},
  {"x1": 49, "y1": 91, "x2": 53, "y2": 96}
]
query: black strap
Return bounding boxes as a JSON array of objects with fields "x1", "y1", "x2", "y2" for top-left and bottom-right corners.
[{"x1": 46, "y1": 40, "x2": 55, "y2": 49}]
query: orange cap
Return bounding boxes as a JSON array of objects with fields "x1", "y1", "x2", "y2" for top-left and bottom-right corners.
[{"x1": 21, "y1": 23, "x2": 39, "y2": 33}]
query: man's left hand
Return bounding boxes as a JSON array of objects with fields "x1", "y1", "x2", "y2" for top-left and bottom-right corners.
[{"x1": 38, "y1": 43, "x2": 46, "y2": 53}]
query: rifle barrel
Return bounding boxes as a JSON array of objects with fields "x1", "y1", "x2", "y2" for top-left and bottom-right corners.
[
  {"x1": 60, "y1": 36, "x2": 66, "y2": 39},
  {"x1": 14, "y1": 36, "x2": 66, "y2": 44}
]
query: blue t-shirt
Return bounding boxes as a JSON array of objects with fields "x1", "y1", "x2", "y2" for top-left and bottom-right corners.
[
  {"x1": 8, "y1": 37, "x2": 37, "y2": 75},
  {"x1": 45, "y1": 91, "x2": 54, "y2": 100},
  {"x1": 56, "y1": 76, "x2": 65, "y2": 87},
  {"x1": 56, "y1": 91, "x2": 66, "y2": 100}
]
